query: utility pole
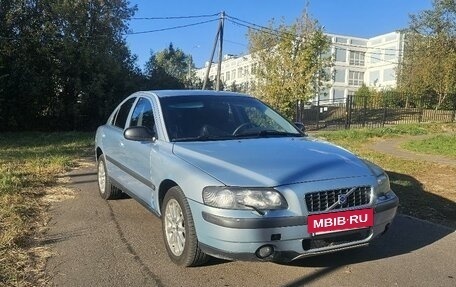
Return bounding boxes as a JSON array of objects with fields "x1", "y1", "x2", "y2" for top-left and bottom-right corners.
[
  {"x1": 216, "y1": 11, "x2": 225, "y2": 91},
  {"x1": 202, "y1": 11, "x2": 224, "y2": 91}
]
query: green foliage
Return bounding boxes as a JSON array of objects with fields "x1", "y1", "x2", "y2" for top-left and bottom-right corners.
[
  {"x1": 145, "y1": 43, "x2": 197, "y2": 89},
  {"x1": 398, "y1": 0, "x2": 456, "y2": 109},
  {"x1": 248, "y1": 10, "x2": 333, "y2": 120},
  {"x1": 0, "y1": 0, "x2": 143, "y2": 131}
]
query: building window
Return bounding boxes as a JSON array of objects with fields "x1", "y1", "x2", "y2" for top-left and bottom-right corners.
[
  {"x1": 335, "y1": 48, "x2": 347, "y2": 62},
  {"x1": 238, "y1": 67, "x2": 243, "y2": 78},
  {"x1": 349, "y1": 51, "x2": 365, "y2": 66},
  {"x1": 232, "y1": 70, "x2": 236, "y2": 79},
  {"x1": 348, "y1": 71, "x2": 364, "y2": 86},
  {"x1": 226, "y1": 71, "x2": 230, "y2": 81},
  {"x1": 383, "y1": 68, "x2": 395, "y2": 82},
  {"x1": 334, "y1": 69, "x2": 346, "y2": 83}
]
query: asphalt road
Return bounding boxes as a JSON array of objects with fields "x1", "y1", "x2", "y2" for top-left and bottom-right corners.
[{"x1": 44, "y1": 164, "x2": 456, "y2": 287}]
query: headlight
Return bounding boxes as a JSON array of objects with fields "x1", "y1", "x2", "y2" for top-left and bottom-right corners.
[
  {"x1": 376, "y1": 173, "x2": 391, "y2": 196},
  {"x1": 202, "y1": 187, "x2": 288, "y2": 211}
]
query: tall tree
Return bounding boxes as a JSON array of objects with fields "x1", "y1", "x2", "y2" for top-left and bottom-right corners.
[
  {"x1": 145, "y1": 43, "x2": 196, "y2": 89},
  {"x1": 248, "y1": 10, "x2": 332, "y2": 119},
  {"x1": 398, "y1": 0, "x2": 456, "y2": 109},
  {"x1": 0, "y1": 0, "x2": 142, "y2": 131}
]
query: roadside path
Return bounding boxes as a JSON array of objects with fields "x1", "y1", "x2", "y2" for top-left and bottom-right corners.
[{"x1": 370, "y1": 134, "x2": 456, "y2": 166}]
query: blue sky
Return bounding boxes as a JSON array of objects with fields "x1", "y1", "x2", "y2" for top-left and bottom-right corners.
[{"x1": 126, "y1": 0, "x2": 432, "y2": 69}]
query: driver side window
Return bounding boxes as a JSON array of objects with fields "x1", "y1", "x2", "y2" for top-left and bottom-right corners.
[{"x1": 130, "y1": 98, "x2": 156, "y2": 136}]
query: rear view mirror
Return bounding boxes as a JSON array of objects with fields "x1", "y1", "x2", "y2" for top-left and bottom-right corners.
[{"x1": 124, "y1": 126, "x2": 155, "y2": 142}]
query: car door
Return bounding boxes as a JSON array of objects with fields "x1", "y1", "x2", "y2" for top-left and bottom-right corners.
[
  {"x1": 103, "y1": 97, "x2": 136, "y2": 184},
  {"x1": 121, "y1": 97, "x2": 158, "y2": 209}
]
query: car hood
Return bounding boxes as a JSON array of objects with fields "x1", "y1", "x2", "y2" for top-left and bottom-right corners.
[{"x1": 172, "y1": 137, "x2": 372, "y2": 187}]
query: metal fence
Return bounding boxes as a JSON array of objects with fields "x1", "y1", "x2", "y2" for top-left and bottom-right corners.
[{"x1": 297, "y1": 93, "x2": 456, "y2": 130}]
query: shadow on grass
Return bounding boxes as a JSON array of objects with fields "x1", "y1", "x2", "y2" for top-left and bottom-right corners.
[{"x1": 388, "y1": 170, "x2": 456, "y2": 229}]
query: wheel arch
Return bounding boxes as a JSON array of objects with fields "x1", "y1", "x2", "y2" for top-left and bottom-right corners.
[
  {"x1": 158, "y1": 179, "x2": 179, "y2": 213},
  {"x1": 96, "y1": 147, "x2": 103, "y2": 161}
]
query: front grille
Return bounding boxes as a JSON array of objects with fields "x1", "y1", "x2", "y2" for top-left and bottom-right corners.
[{"x1": 305, "y1": 186, "x2": 372, "y2": 213}]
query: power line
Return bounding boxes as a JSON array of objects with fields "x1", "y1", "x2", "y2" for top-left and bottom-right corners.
[
  {"x1": 1, "y1": 18, "x2": 219, "y2": 40},
  {"x1": 226, "y1": 18, "x2": 282, "y2": 38},
  {"x1": 226, "y1": 14, "x2": 408, "y2": 53},
  {"x1": 126, "y1": 19, "x2": 219, "y2": 35},
  {"x1": 225, "y1": 15, "x2": 286, "y2": 36},
  {"x1": 225, "y1": 39, "x2": 248, "y2": 47},
  {"x1": 132, "y1": 13, "x2": 219, "y2": 20}
]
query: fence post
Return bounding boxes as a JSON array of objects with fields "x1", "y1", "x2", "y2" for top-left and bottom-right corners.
[
  {"x1": 345, "y1": 95, "x2": 352, "y2": 129},
  {"x1": 362, "y1": 95, "x2": 367, "y2": 128},
  {"x1": 418, "y1": 95, "x2": 423, "y2": 123},
  {"x1": 382, "y1": 94, "x2": 387, "y2": 127},
  {"x1": 452, "y1": 101, "x2": 456, "y2": 123}
]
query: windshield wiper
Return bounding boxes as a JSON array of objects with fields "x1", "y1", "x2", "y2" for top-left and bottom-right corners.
[
  {"x1": 172, "y1": 135, "x2": 233, "y2": 142},
  {"x1": 234, "y1": 130, "x2": 302, "y2": 138}
]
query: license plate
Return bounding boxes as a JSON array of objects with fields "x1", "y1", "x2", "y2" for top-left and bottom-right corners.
[{"x1": 308, "y1": 208, "x2": 374, "y2": 234}]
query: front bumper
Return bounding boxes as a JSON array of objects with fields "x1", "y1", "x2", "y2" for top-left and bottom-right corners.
[{"x1": 191, "y1": 193, "x2": 399, "y2": 262}]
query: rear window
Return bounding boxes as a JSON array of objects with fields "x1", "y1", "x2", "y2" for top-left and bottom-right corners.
[{"x1": 114, "y1": 97, "x2": 136, "y2": 129}]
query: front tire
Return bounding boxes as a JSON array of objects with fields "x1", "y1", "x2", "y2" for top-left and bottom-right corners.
[
  {"x1": 97, "y1": 155, "x2": 121, "y2": 200},
  {"x1": 161, "y1": 186, "x2": 208, "y2": 266}
]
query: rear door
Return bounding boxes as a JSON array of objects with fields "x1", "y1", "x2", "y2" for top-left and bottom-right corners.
[{"x1": 103, "y1": 97, "x2": 136, "y2": 184}]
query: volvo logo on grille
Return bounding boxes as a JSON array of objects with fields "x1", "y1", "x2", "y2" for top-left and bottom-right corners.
[
  {"x1": 324, "y1": 187, "x2": 357, "y2": 212},
  {"x1": 338, "y1": 194, "x2": 347, "y2": 205}
]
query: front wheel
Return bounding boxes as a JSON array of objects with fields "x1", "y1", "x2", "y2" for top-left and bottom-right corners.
[
  {"x1": 161, "y1": 186, "x2": 209, "y2": 266},
  {"x1": 97, "y1": 155, "x2": 121, "y2": 200}
]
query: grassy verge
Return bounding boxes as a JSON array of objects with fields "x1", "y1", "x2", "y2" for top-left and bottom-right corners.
[
  {"x1": 313, "y1": 123, "x2": 456, "y2": 229},
  {"x1": 402, "y1": 134, "x2": 456, "y2": 158},
  {"x1": 0, "y1": 132, "x2": 93, "y2": 286}
]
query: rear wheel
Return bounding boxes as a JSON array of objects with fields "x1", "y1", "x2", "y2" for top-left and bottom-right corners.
[
  {"x1": 162, "y1": 186, "x2": 209, "y2": 266},
  {"x1": 97, "y1": 155, "x2": 121, "y2": 200}
]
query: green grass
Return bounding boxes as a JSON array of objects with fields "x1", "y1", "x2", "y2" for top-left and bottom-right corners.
[
  {"x1": 316, "y1": 123, "x2": 430, "y2": 141},
  {"x1": 313, "y1": 123, "x2": 456, "y2": 228},
  {"x1": 0, "y1": 132, "x2": 93, "y2": 286},
  {"x1": 402, "y1": 134, "x2": 456, "y2": 158}
]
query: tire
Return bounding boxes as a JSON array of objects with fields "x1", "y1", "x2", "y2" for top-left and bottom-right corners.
[
  {"x1": 97, "y1": 155, "x2": 122, "y2": 200},
  {"x1": 161, "y1": 186, "x2": 209, "y2": 267}
]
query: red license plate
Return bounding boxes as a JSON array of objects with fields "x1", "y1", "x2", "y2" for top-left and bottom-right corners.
[{"x1": 308, "y1": 208, "x2": 374, "y2": 234}]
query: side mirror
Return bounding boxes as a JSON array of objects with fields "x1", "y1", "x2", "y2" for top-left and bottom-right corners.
[
  {"x1": 124, "y1": 126, "x2": 155, "y2": 142},
  {"x1": 294, "y1": 122, "x2": 306, "y2": 132}
]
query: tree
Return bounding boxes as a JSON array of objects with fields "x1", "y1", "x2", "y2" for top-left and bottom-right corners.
[
  {"x1": 145, "y1": 43, "x2": 197, "y2": 89},
  {"x1": 0, "y1": 0, "x2": 142, "y2": 131},
  {"x1": 248, "y1": 10, "x2": 332, "y2": 119},
  {"x1": 398, "y1": 0, "x2": 456, "y2": 109}
]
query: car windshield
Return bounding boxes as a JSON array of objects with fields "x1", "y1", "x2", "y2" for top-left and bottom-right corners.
[{"x1": 160, "y1": 95, "x2": 303, "y2": 142}]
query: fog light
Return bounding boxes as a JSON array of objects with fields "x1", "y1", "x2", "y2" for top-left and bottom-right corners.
[{"x1": 255, "y1": 245, "x2": 274, "y2": 259}]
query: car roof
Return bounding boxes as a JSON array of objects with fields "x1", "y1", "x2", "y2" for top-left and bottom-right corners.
[{"x1": 142, "y1": 90, "x2": 253, "y2": 99}]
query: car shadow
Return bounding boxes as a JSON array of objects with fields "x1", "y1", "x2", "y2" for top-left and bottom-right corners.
[
  {"x1": 277, "y1": 213, "x2": 455, "y2": 286},
  {"x1": 287, "y1": 213, "x2": 453, "y2": 269},
  {"x1": 387, "y1": 170, "x2": 456, "y2": 229}
]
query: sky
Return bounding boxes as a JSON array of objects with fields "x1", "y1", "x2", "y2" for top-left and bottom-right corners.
[{"x1": 126, "y1": 0, "x2": 433, "y2": 69}]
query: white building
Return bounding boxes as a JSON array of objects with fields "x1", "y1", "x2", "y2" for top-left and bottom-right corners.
[{"x1": 196, "y1": 31, "x2": 405, "y2": 104}]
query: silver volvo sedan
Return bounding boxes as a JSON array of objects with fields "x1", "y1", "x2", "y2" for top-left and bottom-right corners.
[{"x1": 95, "y1": 90, "x2": 399, "y2": 266}]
